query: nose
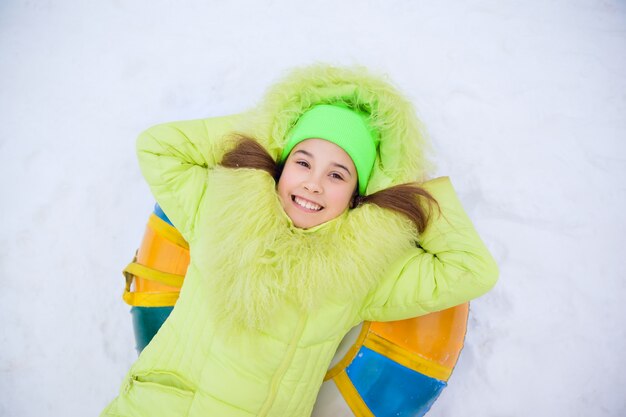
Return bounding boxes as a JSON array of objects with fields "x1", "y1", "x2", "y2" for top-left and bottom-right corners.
[{"x1": 303, "y1": 180, "x2": 322, "y2": 194}]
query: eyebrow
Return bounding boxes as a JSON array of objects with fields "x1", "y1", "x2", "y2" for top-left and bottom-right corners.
[{"x1": 292, "y1": 149, "x2": 353, "y2": 177}]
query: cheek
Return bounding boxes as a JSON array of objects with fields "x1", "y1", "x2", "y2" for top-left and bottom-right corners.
[
  {"x1": 328, "y1": 185, "x2": 355, "y2": 211},
  {"x1": 276, "y1": 168, "x2": 294, "y2": 195},
  {"x1": 276, "y1": 177, "x2": 286, "y2": 196}
]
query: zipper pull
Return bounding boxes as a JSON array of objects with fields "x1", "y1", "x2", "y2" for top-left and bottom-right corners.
[{"x1": 123, "y1": 376, "x2": 134, "y2": 394}]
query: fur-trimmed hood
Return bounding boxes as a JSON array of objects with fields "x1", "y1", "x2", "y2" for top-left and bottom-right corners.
[{"x1": 239, "y1": 64, "x2": 432, "y2": 195}]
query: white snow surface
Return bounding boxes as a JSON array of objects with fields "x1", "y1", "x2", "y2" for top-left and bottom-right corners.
[{"x1": 1, "y1": 1, "x2": 625, "y2": 416}]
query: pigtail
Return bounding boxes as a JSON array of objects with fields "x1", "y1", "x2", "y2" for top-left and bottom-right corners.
[
  {"x1": 355, "y1": 184, "x2": 439, "y2": 234},
  {"x1": 220, "y1": 135, "x2": 281, "y2": 180}
]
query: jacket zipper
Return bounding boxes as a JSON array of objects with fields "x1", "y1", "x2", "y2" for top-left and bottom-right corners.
[{"x1": 257, "y1": 315, "x2": 307, "y2": 416}]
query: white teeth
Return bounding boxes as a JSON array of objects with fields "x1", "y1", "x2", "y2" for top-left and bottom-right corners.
[{"x1": 294, "y1": 196, "x2": 322, "y2": 211}]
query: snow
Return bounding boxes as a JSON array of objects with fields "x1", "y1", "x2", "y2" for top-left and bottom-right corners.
[{"x1": 1, "y1": 0, "x2": 625, "y2": 416}]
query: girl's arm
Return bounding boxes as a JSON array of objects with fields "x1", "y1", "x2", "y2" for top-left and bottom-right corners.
[
  {"x1": 359, "y1": 177, "x2": 499, "y2": 322},
  {"x1": 136, "y1": 115, "x2": 242, "y2": 241}
]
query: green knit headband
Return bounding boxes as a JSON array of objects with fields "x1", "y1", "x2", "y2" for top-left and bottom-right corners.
[{"x1": 280, "y1": 104, "x2": 380, "y2": 195}]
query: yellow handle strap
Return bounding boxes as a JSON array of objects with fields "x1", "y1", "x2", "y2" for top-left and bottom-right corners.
[
  {"x1": 122, "y1": 253, "x2": 184, "y2": 307},
  {"x1": 122, "y1": 290, "x2": 179, "y2": 307},
  {"x1": 148, "y1": 214, "x2": 189, "y2": 250},
  {"x1": 124, "y1": 262, "x2": 185, "y2": 288}
]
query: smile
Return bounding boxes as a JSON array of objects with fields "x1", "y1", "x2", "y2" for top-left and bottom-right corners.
[{"x1": 292, "y1": 195, "x2": 323, "y2": 211}]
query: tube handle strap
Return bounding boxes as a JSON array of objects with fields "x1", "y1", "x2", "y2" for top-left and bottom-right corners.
[
  {"x1": 124, "y1": 261, "x2": 185, "y2": 288},
  {"x1": 121, "y1": 254, "x2": 183, "y2": 307},
  {"x1": 148, "y1": 214, "x2": 189, "y2": 250},
  {"x1": 122, "y1": 290, "x2": 179, "y2": 307}
]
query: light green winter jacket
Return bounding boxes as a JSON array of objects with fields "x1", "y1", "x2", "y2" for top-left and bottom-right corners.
[{"x1": 101, "y1": 65, "x2": 498, "y2": 417}]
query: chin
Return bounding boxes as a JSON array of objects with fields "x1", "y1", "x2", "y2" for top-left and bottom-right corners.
[
  {"x1": 290, "y1": 211, "x2": 329, "y2": 229},
  {"x1": 292, "y1": 217, "x2": 320, "y2": 229}
]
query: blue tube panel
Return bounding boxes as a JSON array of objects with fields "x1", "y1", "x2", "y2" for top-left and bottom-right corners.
[{"x1": 346, "y1": 346, "x2": 446, "y2": 417}]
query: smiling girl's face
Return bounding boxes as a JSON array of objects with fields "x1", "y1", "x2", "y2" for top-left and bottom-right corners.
[{"x1": 277, "y1": 138, "x2": 358, "y2": 229}]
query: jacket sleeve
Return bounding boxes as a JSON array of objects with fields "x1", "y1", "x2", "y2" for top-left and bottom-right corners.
[
  {"x1": 359, "y1": 176, "x2": 499, "y2": 322},
  {"x1": 136, "y1": 115, "x2": 241, "y2": 241}
]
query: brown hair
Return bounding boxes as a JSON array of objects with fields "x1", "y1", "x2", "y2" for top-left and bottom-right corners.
[
  {"x1": 353, "y1": 185, "x2": 437, "y2": 233},
  {"x1": 221, "y1": 135, "x2": 281, "y2": 179},
  {"x1": 220, "y1": 136, "x2": 438, "y2": 234}
]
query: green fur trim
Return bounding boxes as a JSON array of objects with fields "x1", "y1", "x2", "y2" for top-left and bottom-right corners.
[
  {"x1": 240, "y1": 64, "x2": 433, "y2": 195},
  {"x1": 198, "y1": 167, "x2": 418, "y2": 330}
]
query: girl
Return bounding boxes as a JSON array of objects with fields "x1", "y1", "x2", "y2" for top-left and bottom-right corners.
[{"x1": 101, "y1": 64, "x2": 498, "y2": 417}]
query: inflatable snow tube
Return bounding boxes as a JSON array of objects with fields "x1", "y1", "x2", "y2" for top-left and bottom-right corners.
[{"x1": 122, "y1": 204, "x2": 469, "y2": 416}]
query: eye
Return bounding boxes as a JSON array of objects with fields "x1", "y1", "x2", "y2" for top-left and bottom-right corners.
[
  {"x1": 330, "y1": 172, "x2": 345, "y2": 181},
  {"x1": 295, "y1": 160, "x2": 310, "y2": 168}
]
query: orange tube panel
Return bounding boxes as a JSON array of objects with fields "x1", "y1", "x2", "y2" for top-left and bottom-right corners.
[
  {"x1": 369, "y1": 303, "x2": 468, "y2": 370},
  {"x1": 134, "y1": 223, "x2": 189, "y2": 293}
]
